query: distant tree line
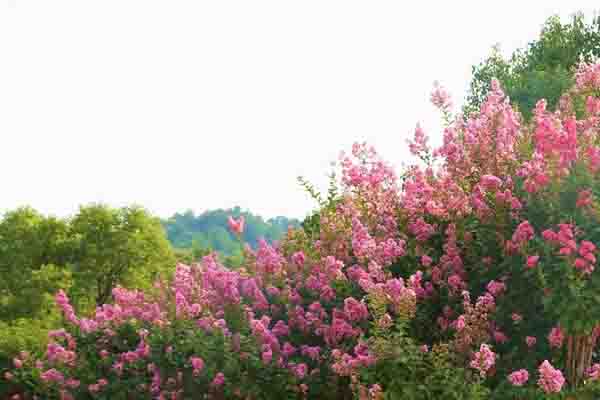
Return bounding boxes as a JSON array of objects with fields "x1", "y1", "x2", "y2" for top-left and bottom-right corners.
[{"x1": 162, "y1": 206, "x2": 301, "y2": 258}]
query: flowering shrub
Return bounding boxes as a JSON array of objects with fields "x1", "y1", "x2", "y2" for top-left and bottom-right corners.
[{"x1": 4, "y1": 62, "x2": 600, "y2": 399}]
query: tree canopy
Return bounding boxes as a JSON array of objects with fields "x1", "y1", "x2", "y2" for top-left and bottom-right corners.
[{"x1": 465, "y1": 13, "x2": 600, "y2": 120}]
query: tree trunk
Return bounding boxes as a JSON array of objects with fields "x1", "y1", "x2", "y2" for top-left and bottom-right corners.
[{"x1": 566, "y1": 333, "x2": 596, "y2": 388}]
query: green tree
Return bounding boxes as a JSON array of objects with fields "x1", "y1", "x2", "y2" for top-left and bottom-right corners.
[
  {"x1": 69, "y1": 204, "x2": 175, "y2": 306},
  {"x1": 465, "y1": 13, "x2": 600, "y2": 120},
  {"x1": 0, "y1": 207, "x2": 71, "y2": 320}
]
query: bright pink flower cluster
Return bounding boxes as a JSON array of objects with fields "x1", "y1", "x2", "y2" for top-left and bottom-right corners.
[
  {"x1": 469, "y1": 344, "x2": 496, "y2": 377},
  {"x1": 537, "y1": 360, "x2": 565, "y2": 394},
  {"x1": 508, "y1": 369, "x2": 529, "y2": 386}
]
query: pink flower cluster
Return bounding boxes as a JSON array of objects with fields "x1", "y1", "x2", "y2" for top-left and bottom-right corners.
[
  {"x1": 542, "y1": 225, "x2": 597, "y2": 274},
  {"x1": 469, "y1": 344, "x2": 496, "y2": 377},
  {"x1": 508, "y1": 369, "x2": 529, "y2": 386},
  {"x1": 537, "y1": 360, "x2": 565, "y2": 394}
]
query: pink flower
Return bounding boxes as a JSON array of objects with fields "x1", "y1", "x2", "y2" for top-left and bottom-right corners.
[
  {"x1": 41, "y1": 368, "x2": 64, "y2": 384},
  {"x1": 430, "y1": 81, "x2": 452, "y2": 111},
  {"x1": 291, "y1": 251, "x2": 306, "y2": 267},
  {"x1": 537, "y1": 360, "x2": 565, "y2": 394},
  {"x1": 548, "y1": 326, "x2": 564, "y2": 349},
  {"x1": 526, "y1": 255, "x2": 539, "y2": 268},
  {"x1": 190, "y1": 356, "x2": 204, "y2": 376},
  {"x1": 65, "y1": 378, "x2": 80, "y2": 389},
  {"x1": 576, "y1": 189, "x2": 593, "y2": 208},
  {"x1": 486, "y1": 280, "x2": 506, "y2": 297},
  {"x1": 421, "y1": 255, "x2": 433, "y2": 267},
  {"x1": 508, "y1": 369, "x2": 529, "y2": 386},
  {"x1": 13, "y1": 358, "x2": 22, "y2": 368},
  {"x1": 493, "y1": 330, "x2": 508, "y2": 344},
  {"x1": 480, "y1": 175, "x2": 503, "y2": 191},
  {"x1": 262, "y1": 346, "x2": 273, "y2": 364},
  {"x1": 525, "y1": 336, "x2": 537, "y2": 347},
  {"x1": 455, "y1": 315, "x2": 466, "y2": 331},
  {"x1": 511, "y1": 313, "x2": 523, "y2": 323},
  {"x1": 470, "y1": 344, "x2": 496, "y2": 377},
  {"x1": 211, "y1": 372, "x2": 225, "y2": 387},
  {"x1": 408, "y1": 123, "x2": 430, "y2": 156},
  {"x1": 292, "y1": 363, "x2": 308, "y2": 379},
  {"x1": 344, "y1": 297, "x2": 369, "y2": 322},
  {"x1": 588, "y1": 363, "x2": 600, "y2": 381},
  {"x1": 227, "y1": 216, "x2": 245, "y2": 236}
]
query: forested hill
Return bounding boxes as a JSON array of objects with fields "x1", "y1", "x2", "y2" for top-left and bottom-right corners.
[{"x1": 162, "y1": 206, "x2": 301, "y2": 255}]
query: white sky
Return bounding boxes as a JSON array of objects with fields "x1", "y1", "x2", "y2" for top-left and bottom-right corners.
[{"x1": 1, "y1": 1, "x2": 598, "y2": 220}]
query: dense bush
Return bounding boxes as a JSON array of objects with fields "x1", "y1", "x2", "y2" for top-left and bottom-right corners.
[{"x1": 4, "y1": 62, "x2": 600, "y2": 399}]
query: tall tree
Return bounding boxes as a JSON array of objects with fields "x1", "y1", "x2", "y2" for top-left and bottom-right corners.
[
  {"x1": 465, "y1": 13, "x2": 600, "y2": 120},
  {"x1": 69, "y1": 204, "x2": 175, "y2": 306}
]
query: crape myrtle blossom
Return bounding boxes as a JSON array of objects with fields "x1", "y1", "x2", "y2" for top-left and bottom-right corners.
[
  {"x1": 538, "y1": 360, "x2": 565, "y2": 394},
  {"x1": 227, "y1": 216, "x2": 245, "y2": 236},
  {"x1": 470, "y1": 344, "x2": 496, "y2": 377},
  {"x1": 508, "y1": 369, "x2": 529, "y2": 386}
]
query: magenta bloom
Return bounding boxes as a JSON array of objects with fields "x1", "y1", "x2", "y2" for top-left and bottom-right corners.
[
  {"x1": 537, "y1": 360, "x2": 565, "y2": 394},
  {"x1": 508, "y1": 369, "x2": 529, "y2": 386},
  {"x1": 421, "y1": 255, "x2": 433, "y2": 267},
  {"x1": 40, "y1": 368, "x2": 65, "y2": 384},
  {"x1": 480, "y1": 174, "x2": 503, "y2": 191},
  {"x1": 470, "y1": 344, "x2": 496, "y2": 377},
  {"x1": 526, "y1": 255, "x2": 539, "y2": 268},
  {"x1": 430, "y1": 81, "x2": 452, "y2": 110},
  {"x1": 455, "y1": 315, "x2": 466, "y2": 331},
  {"x1": 211, "y1": 372, "x2": 225, "y2": 387},
  {"x1": 548, "y1": 326, "x2": 564, "y2": 349},
  {"x1": 227, "y1": 216, "x2": 245, "y2": 236},
  {"x1": 588, "y1": 363, "x2": 600, "y2": 381},
  {"x1": 190, "y1": 356, "x2": 204, "y2": 375},
  {"x1": 343, "y1": 297, "x2": 369, "y2": 322}
]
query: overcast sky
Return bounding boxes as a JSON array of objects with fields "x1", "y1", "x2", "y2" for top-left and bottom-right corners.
[{"x1": 1, "y1": 1, "x2": 598, "y2": 220}]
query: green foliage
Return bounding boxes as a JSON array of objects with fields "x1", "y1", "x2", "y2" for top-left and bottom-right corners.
[
  {"x1": 0, "y1": 204, "x2": 176, "y2": 369},
  {"x1": 69, "y1": 204, "x2": 175, "y2": 306},
  {"x1": 362, "y1": 319, "x2": 489, "y2": 400},
  {"x1": 0, "y1": 207, "x2": 71, "y2": 320},
  {"x1": 298, "y1": 169, "x2": 342, "y2": 239},
  {"x1": 465, "y1": 13, "x2": 600, "y2": 120}
]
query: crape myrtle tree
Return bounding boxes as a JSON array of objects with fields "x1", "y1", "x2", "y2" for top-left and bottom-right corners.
[{"x1": 6, "y1": 63, "x2": 600, "y2": 399}]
